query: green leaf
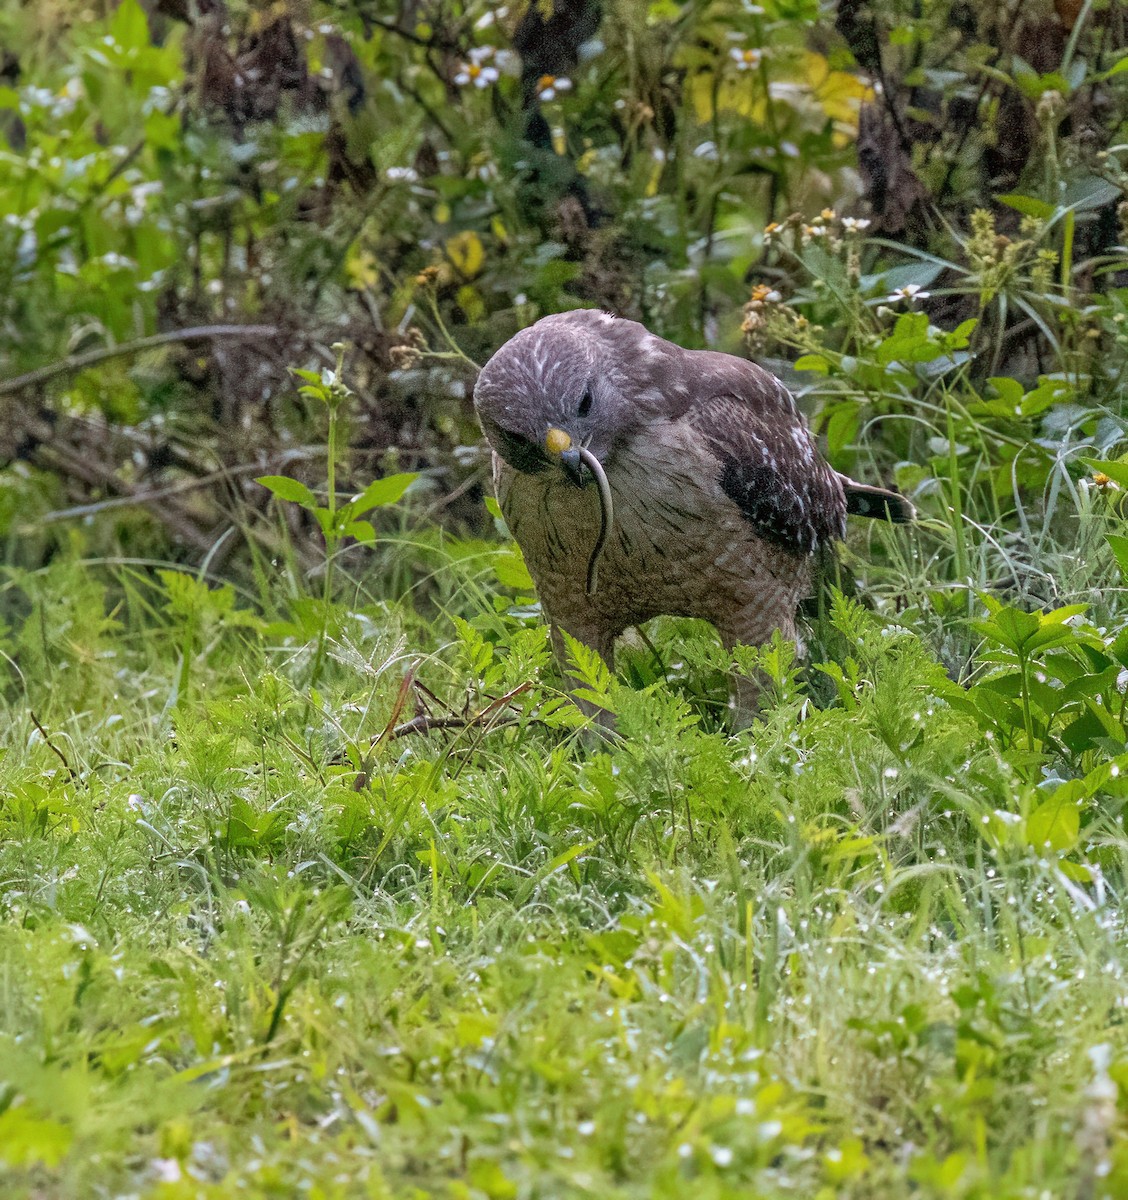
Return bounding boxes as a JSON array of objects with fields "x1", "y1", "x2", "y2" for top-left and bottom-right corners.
[
  {"x1": 348, "y1": 472, "x2": 419, "y2": 516},
  {"x1": 1026, "y1": 794, "x2": 1080, "y2": 854},
  {"x1": 1061, "y1": 176, "x2": 1123, "y2": 213},
  {"x1": 343, "y1": 520, "x2": 377, "y2": 544},
  {"x1": 1084, "y1": 459, "x2": 1128, "y2": 489},
  {"x1": 996, "y1": 193, "x2": 1054, "y2": 219},
  {"x1": 256, "y1": 475, "x2": 318, "y2": 508},
  {"x1": 1104, "y1": 55, "x2": 1128, "y2": 79},
  {"x1": 312, "y1": 508, "x2": 334, "y2": 539},
  {"x1": 1107, "y1": 535, "x2": 1128, "y2": 583},
  {"x1": 0, "y1": 1106, "x2": 73, "y2": 1168},
  {"x1": 863, "y1": 260, "x2": 945, "y2": 295},
  {"x1": 794, "y1": 354, "x2": 829, "y2": 373},
  {"x1": 493, "y1": 546, "x2": 535, "y2": 591},
  {"x1": 158, "y1": 569, "x2": 234, "y2": 619},
  {"x1": 877, "y1": 313, "x2": 932, "y2": 365},
  {"x1": 562, "y1": 632, "x2": 615, "y2": 712},
  {"x1": 876, "y1": 313, "x2": 972, "y2": 368},
  {"x1": 514, "y1": 841, "x2": 597, "y2": 904},
  {"x1": 972, "y1": 605, "x2": 1040, "y2": 654},
  {"x1": 109, "y1": 0, "x2": 149, "y2": 51}
]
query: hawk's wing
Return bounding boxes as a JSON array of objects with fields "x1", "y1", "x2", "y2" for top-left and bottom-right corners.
[{"x1": 679, "y1": 356, "x2": 846, "y2": 556}]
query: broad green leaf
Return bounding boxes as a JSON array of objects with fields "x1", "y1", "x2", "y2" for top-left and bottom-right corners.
[
  {"x1": 290, "y1": 367, "x2": 324, "y2": 385},
  {"x1": 343, "y1": 519, "x2": 377, "y2": 544},
  {"x1": 109, "y1": 0, "x2": 149, "y2": 51},
  {"x1": 257, "y1": 475, "x2": 318, "y2": 508},
  {"x1": 794, "y1": 354, "x2": 829, "y2": 373},
  {"x1": 996, "y1": 193, "x2": 1054, "y2": 219},
  {"x1": 493, "y1": 546, "x2": 535, "y2": 591},
  {"x1": 1026, "y1": 794, "x2": 1079, "y2": 853},
  {"x1": 348, "y1": 472, "x2": 419, "y2": 515},
  {"x1": 1061, "y1": 176, "x2": 1123, "y2": 213},
  {"x1": 875, "y1": 313, "x2": 967, "y2": 366},
  {"x1": 987, "y1": 377, "x2": 1024, "y2": 407},
  {"x1": 1084, "y1": 459, "x2": 1128, "y2": 489},
  {"x1": 972, "y1": 606, "x2": 1040, "y2": 653},
  {"x1": 863, "y1": 260, "x2": 945, "y2": 295},
  {"x1": 0, "y1": 1106, "x2": 73, "y2": 1168}
]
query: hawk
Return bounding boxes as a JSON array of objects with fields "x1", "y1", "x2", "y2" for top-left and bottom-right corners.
[{"x1": 473, "y1": 309, "x2": 911, "y2": 715}]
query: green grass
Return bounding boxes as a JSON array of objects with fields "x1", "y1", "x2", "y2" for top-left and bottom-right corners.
[{"x1": 3, "y1": 519, "x2": 1128, "y2": 1200}]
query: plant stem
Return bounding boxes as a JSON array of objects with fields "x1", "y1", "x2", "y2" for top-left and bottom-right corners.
[
  {"x1": 312, "y1": 349, "x2": 346, "y2": 684},
  {"x1": 945, "y1": 390, "x2": 971, "y2": 599}
]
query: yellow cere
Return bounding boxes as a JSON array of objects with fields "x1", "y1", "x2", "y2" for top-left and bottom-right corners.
[{"x1": 544, "y1": 428, "x2": 573, "y2": 454}]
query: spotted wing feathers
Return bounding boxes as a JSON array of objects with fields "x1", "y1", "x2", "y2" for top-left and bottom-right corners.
[{"x1": 686, "y1": 394, "x2": 846, "y2": 556}]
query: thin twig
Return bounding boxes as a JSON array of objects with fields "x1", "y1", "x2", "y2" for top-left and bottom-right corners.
[
  {"x1": 0, "y1": 324, "x2": 280, "y2": 397},
  {"x1": 29, "y1": 710, "x2": 77, "y2": 781},
  {"x1": 35, "y1": 449, "x2": 320, "y2": 524},
  {"x1": 392, "y1": 682, "x2": 532, "y2": 738}
]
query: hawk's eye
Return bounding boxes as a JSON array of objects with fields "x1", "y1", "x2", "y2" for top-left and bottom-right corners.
[{"x1": 577, "y1": 388, "x2": 594, "y2": 418}]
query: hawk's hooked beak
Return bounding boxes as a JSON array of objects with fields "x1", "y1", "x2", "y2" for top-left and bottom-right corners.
[{"x1": 545, "y1": 427, "x2": 586, "y2": 487}]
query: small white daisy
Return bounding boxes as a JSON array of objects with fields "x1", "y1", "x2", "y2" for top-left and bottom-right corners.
[
  {"x1": 455, "y1": 48, "x2": 500, "y2": 88},
  {"x1": 730, "y1": 47, "x2": 763, "y2": 71},
  {"x1": 454, "y1": 60, "x2": 499, "y2": 88},
  {"x1": 887, "y1": 283, "x2": 930, "y2": 304},
  {"x1": 536, "y1": 74, "x2": 573, "y2": 101}
]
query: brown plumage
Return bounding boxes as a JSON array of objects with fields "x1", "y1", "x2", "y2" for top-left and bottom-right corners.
[{"x1": 473, "y1": 309, "x2": 911, "y2": 714}]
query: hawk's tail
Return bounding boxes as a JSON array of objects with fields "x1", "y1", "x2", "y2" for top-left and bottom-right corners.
[{"x1": 841, "y1": 477, "x2": 915, "y2": 523}]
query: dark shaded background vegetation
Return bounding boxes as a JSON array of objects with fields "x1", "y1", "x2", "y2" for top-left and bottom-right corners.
[{"x1": 1, "y1": 0, "x2": 1124, "y2": 591}]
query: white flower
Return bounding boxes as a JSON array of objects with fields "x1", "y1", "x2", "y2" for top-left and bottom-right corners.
[
  {"x1": 536, "y1": 74, "x2": 572, "y2": 101},
  {"x1": 385, "y1": 166, "x2": 419, "y2": 183},
  {"x1": 455, "y1": 49, "x2": 500, "y2": 88},
  {"x1": 474, "y1": 8, "x2": 507, "y2": 30},
  {"x1": 729, "y1": 47, "x2": 762, "y2": 71},
  {"x1": 454, "y1": 60, "x2": 499, "y2": 88},
  {"x1": 887, "y1": 283, "x2": 930, "y2": 304},
  {"x1": 841, "y1": 217, "x2": 872, "y2": 233}
]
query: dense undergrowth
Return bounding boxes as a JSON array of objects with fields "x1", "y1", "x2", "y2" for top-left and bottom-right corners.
[{"x1": 3, "y1": 0, "x2": 1128, "y2": 1197}]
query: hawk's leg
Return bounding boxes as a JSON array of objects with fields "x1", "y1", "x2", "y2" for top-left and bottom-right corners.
[
  {"x1": 717, "y1": 610, "x2": 799, "y2": 730},
  {"x1": 548, "y1": 620, "x2": 619, "y2": 729}
]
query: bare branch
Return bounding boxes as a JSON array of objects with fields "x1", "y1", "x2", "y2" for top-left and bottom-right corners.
[{"x1": 0, "y1": 324, "x2": 280, "y2": 398}]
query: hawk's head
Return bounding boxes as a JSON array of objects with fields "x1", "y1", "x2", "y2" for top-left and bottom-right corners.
[{"x1": 474, "y1": 310, "x2": 651, "y2": 485}]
